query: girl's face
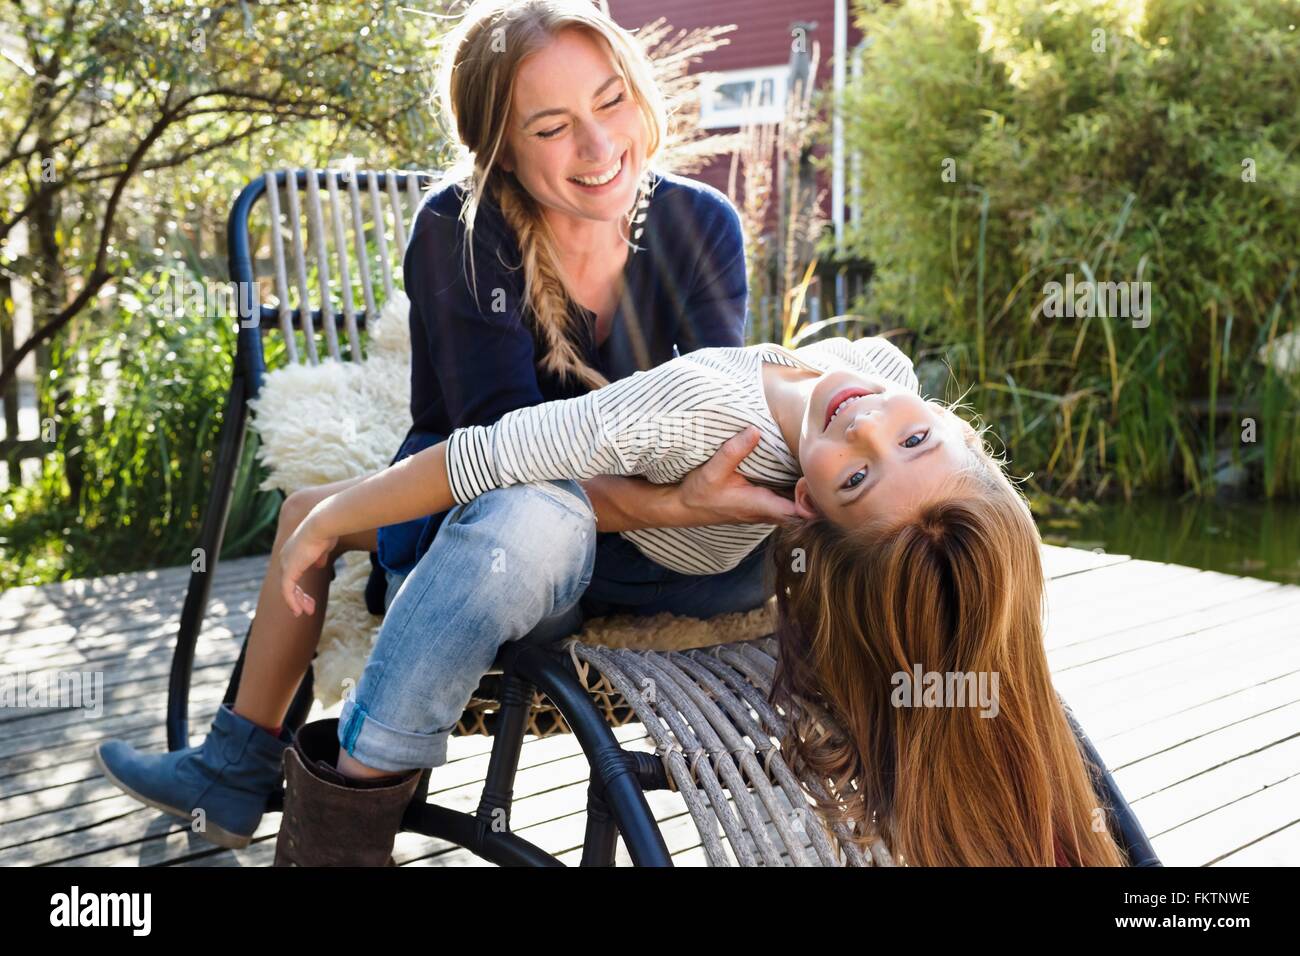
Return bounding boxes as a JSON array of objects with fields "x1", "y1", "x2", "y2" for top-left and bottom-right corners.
[
  {"x1": 793, "y1": 370, "x2": 978, "y2": 526},
  {"x1": 499, "y1": 26, "x2": 646, "y2": 228}
]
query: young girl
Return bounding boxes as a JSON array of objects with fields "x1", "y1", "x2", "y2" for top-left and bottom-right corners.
[
  {"x1": 280, "y1": 334, "x2": 1128, "y2": 867},
  {"x1": 277, "y1": 335, "x2": 953, "y2": 602},
  {"x1": 768, "y1": 422, "x2": 1130, "y2": 867}
]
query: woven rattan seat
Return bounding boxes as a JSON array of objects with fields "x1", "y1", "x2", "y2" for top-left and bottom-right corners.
[{"x1": 451, "y1": 635, "x2": 891, "y2": 866}]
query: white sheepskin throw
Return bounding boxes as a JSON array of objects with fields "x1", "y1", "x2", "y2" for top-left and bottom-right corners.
[{"x1": 249, "y1": 290, "x2": 775, "y2": 710}]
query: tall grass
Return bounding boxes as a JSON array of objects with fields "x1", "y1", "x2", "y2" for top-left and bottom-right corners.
[
  {"x1": 841, "y1": 0, "x2": 1300, "y2": 498},
  {"x1": 726, "y1": 40, "x2": 886, "y2": 351}
]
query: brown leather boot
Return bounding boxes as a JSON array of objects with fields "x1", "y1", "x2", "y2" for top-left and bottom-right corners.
[{"x1": 273, "y1": 718, "x2": 421, "y2": 867}]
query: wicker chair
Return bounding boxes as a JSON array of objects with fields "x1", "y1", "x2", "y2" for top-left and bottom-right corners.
[{"x1": 166, "y1": 168, "x2": 1162, "y2": 867}]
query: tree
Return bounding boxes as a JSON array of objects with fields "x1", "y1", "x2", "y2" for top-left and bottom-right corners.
[{"x1": 0, "y1": 0, "x2": 441, "y2": 396}]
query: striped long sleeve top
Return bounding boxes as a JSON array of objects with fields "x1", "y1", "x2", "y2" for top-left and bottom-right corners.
[{"x1": 444, "y1": 337, "x2": 921, "y2": 575}]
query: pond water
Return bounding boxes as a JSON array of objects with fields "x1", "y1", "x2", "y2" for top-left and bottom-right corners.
[{"x1": 1037, "y1": 498, "x2": 1300, "y2": 586}]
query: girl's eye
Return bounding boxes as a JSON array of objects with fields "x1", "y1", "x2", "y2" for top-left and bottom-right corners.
[
  {"x1": 843, "y1": 468, "x2": 867, "y2": 490},
  {"x1": 902, "y1": 429, "x2": 929, "y2": 449},
  {"x1": 603, "y1": 92, "x2": 625, "y2": 109}
]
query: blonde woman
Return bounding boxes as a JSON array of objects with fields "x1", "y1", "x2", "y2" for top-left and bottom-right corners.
[{"x1": 95, "y1": 0, "x2": 796, "y2": 863}]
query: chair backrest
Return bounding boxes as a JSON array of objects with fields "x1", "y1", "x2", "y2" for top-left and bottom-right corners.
[{"x1": 228, "y1": 167, "x2": 436, "y2": 395}]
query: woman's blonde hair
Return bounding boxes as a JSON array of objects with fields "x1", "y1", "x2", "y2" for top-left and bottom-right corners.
[
  {"x1": 768, "y1": 413, "x2": 1128, "y2": 866},
  {"x1": 433, "y1": 0, "x2": 668, "y2": 389}
]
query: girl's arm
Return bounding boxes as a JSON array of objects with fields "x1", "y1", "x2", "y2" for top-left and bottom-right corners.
[
  {"x1": 282, "y1": 380, "x2": 624, "y2": 613},
  {"x1": 279, "y1": 441, "x2": 453, "y2": 616},
  {"x1": 314, "y1": 440, "x2": 453, "y2": 538},
  {"x1": 282, "y1": 381, "x2": 624, "y2": 614},
  {"x1": 279, "y1": 361, "x2": 802, "y2": 611},
  {"x1": 280, "y1": 424, "x2": 799, "y2": 613}
]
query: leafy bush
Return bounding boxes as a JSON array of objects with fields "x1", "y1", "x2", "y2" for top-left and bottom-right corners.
[
  {"x1": 841, "y1": 0, "x2": 1300, "y2": 497},
  {"x1": 1, "y1": 261, "x2": 285, "y2": 588}
]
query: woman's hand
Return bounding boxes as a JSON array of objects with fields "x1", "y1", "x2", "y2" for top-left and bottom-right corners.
[
  {"x1": 676, "y1": 426, "x2": 801, "y2": 525},
  {"x1": 279, "y1": 512, "x2": 339, "y2": 617}
]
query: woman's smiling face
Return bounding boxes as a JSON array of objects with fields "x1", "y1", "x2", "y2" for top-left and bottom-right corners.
[
  {"x1": 498, "y1": 26, "x2": 646, "y2": 224},
  {"x1": 792, "y1": 370, "x2": 979, "y2": 526}
]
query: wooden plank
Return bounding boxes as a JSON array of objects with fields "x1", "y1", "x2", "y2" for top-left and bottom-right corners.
[
  {"x1": 552, "y1": 807, "x2": 706, "y2": 867},
  {"x1": 471, "y1": 801, "x2": 702, "y2": 868},
  {"x1": 0, "y1": 652, "x2": 243, "y2": 740},
  {"x1": 0, "y1": 695, "x2": 503, "y2": 828},
  {"x1": 1045, "y1": 559, "x2": 1203, "y2": 613},
  {"x1": 521, "y1": 778, "x2": 835, "y2": 868},
  {"x1": 4, "y1": 545, "x2": 1297, "y2": 867},
  {"x1": 0, "y1": 792, "x2": 166, "y2": 851},
  {"x1": 1147, "y1": 771, "x2": 1300, "y2": 867},
  {"x1": 0, "y1": 572, "x2": 261, "y2": 639},
  {"x1": 195, "y1": 736, "x2": 679, "y2": 868},
  {"x1": 1211, "y1": 820, "x2": 1300, "y2": 866},
  {"x1": 1046, "y1": 569, "x2": 1285, "y2": 652},
  {"x1": 1, "y1": 608, "x2": 250, "y2": 671},
  {"x1": 0, "y1": 543, "x2": 1110, "y2": 634},
  {"x1": 1057, "y1": 603, "x2": 1300, "y2": 701},
  {"x1": 1110, "y1": 700, "x2": 1300, "y2": 801},
  {"x1": 1039, "y1": 545, "x2": 1132, "y2": 580},
  {"x1": 1058, "y1": 645, "x2": 1300, "y2": 741},
  {"x1": 1, "y1": 723, "x2": 159, "y2": 798},
  {"x1": 0, "y1": 578, "x2": 259, "y2": 651},
  {"x1": 0, "y1": 544, "x2": 1123, "y2": 625},
  {"x1": 53, "y1": 724, "x2": 651, "y2": 867},
  {"x1": 1051, "y1": 596, "x2": 1300, "y2": 701},
  {"x1": 1098, "y1": 670, "x2": 1300, "y2": 766},
  {"x1": 0, "y1": 575, "x2": 261, "y2": 665},
  {"x1": 1124, "y1": 736, "x2": 1300, "y2": 845},
  {"x1": 0, "y1": 718, "x2": 503, "y2": 856},
  {"x1": 554, "y1": 789, "x2": 835, "y2": 868},
  {"x1": 405, "y1": 786, "x2": 815, "y2": 868},
  {"x1": 0, "y1": 556, "x2": 266, "y2": 632},
  {"x1": 1123, "y1": 722, "x2": 1300, "y2": 825},
  {"x1": 9, "y1": 610, "x2": 246, "y2": 678},
  {"x1": 0, "y1": 680, "x2": 230, "y2": 758},
  {"x1": 1, "y1": 553, "x2": 266, "y2": 603},
  {"x1": 1047, "y1": 577, "x2": 1289, "y2": 664}
]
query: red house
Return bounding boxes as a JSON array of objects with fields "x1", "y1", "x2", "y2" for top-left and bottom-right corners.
[{"x1": 607, "y1": 0, "x2": 868, "y2": 317}]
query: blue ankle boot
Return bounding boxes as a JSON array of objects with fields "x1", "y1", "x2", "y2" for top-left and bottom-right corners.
[{"x1": 94, "y1": 703, "x2": 292, "y2": 849}]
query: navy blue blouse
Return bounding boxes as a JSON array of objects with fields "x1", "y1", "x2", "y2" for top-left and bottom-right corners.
[{"x1": 364, "y1": 167, "x2": 750, "y2": 614}]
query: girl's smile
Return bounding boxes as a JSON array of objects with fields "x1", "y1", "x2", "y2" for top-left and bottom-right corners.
[
  {"x1": 761, "y1": 361, "x2": 980, "y2": 527},
  {"x1": 823, "y1": 385, "x2": 885, "y2": 432}
]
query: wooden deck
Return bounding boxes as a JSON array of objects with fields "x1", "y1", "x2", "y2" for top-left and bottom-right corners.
[{"x1": 2, "y1": 544, "x2": 1298, "y2": 867}]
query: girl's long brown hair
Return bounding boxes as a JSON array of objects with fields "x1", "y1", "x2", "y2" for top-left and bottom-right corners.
[
  {"x1": 769, "y1": 424, "x2": 1127, "y2": 866},
  {"x1": 432, "y1": 0, "x2": 668, "y2": 390}
]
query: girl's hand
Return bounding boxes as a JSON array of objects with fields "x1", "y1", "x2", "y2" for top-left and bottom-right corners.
[
  {"x1": 677, "y1": 426, "x2": 801, "y2": 525},
  {"x1": 279, "y1": 515, "x2": 339, "y2": 617}
]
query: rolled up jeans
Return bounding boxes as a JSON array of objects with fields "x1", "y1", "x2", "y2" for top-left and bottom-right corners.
[{"x1": 337, "y1": 478, "x2": 774, "y2": 771}]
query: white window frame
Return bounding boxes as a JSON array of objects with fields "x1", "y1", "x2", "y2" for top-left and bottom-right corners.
[{"x1": 696, "y1": 65, "x2": 789, "y2": 129}]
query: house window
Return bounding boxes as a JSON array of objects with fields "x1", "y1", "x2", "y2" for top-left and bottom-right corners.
[{"x1": 697, "y1": 65, "x2": 789, "y2": 129}]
